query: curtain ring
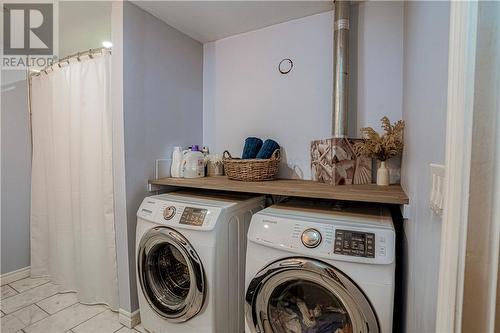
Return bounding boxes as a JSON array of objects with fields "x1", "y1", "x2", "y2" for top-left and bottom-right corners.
[
  {"x1": 77, "y1": 52, "x2": 81, "y2": 62},
  {"x1": 57, "y1": 62, "x2": 62, "y2": 68},
  {"x1": 88, "y1": 50, "x2": 94, "y2": 59}
]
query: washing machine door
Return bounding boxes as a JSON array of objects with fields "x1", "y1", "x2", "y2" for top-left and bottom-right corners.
[
  {"x1": 138, "y1": 227, "x2": 205, "y2": 322},
  {"x1": 245, "y1": 258, "x2": 379, "y2": 333}
]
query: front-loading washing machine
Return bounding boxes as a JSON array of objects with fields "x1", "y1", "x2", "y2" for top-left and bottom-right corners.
[
  {"x1": 245, "y1": 200, "x2": 395, "y2": 333},
  {"x1": 136, "y1": 190, "x2": 265, "y2": 333}
]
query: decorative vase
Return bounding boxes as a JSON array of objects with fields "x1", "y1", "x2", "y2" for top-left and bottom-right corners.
[{"x1": 377, "y1": 161, "x2": 390, "y2": 186}]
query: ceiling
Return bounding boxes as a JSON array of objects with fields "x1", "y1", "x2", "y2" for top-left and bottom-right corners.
[{"x1": 132, "y1": 1, "x2": 334, "y2": 43}]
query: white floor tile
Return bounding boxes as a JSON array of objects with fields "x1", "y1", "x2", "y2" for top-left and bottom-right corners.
[
  {"x1": 9, "y1": 278, "x2": 51, "y2": 293},
  {"x1": 72, "y1": 310, "x2": 122, "y2": 333},
  {"x1": 1, "y1": 285, "x2": 18, "y2": 299},
  {"x1": 36, "y1": 292, "x2": 78, "y2": 314},
  {"x1": 0, "y1": 283, "x2": 59, "y2": 314},
  {"x1": 115, "y1": 326, "x2": 137, "y2": 333},
  {"x1": 23, "y1": 303, "x2": 106, "y2": 333},
  {"x1": 11, "y1": 304, "x2": 48, "y2": 326},
  {"x1": 1, "y1": 313, "x2": 25, "y2": 333},
  {"x1": 134, "y1": 324, "x2": 147, "y2": 333}
]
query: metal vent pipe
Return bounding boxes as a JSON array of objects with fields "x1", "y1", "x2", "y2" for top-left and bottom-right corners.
[{"x1": 332, "y1": 0, "x2": 350, "y2": 138}]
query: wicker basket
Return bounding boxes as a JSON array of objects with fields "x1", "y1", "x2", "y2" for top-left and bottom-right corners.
[{"x1": 223, "y1": 149, "x2": 281, "y2": 181}]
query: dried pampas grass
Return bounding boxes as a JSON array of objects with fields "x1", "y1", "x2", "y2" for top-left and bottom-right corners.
[{"x1": 355, "y1": 117, "x2": 405, "y2": 161}]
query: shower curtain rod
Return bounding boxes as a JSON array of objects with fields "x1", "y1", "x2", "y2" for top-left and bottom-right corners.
[{"x1": 29, "y1": 47, "x2": 111, "y2": 77}]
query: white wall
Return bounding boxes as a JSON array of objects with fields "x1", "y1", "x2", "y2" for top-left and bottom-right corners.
[
  {"x1": 203, "y1": 2, "x2": 403, "y2": 180},
  {"x1": 59, "y1": 1, "x2": 112, "y2": 58},
  {"x1": 401, "y1": 2, "x2": 450, "y2": 332},
  {"x1": 356, "y1": 2, "x2": 403, "y2": 133},
  {"x1": 121, "y1": 2, "x2": 203, "y2": 312}
]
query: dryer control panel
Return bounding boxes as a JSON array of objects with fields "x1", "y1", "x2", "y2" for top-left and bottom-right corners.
[{"x1": 137, "y1": 197, "x2": 221, "y2": 231}]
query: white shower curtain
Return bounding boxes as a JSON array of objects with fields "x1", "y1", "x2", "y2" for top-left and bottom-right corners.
[{"x1": 30, "y1": 51, "x2": 119, "y2": 310}]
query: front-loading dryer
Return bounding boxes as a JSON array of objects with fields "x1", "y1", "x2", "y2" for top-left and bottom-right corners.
[
  {"x1": 136, "y1": 190, "x2": 265, "y2": 333},
  {"x1": 245, "y1": 200, "x2": 395, "y2": 333}
]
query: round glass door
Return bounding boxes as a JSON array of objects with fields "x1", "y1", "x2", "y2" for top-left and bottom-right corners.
[
  {"x1": 138, "y1": 227, "x2": 205, "y2": 322},
  {"x1": 268, "y1": 280, "x2": 352, "y2": 332},
  {"x1": 246, "y1": 258, "x2": 379, "y2": 333}
]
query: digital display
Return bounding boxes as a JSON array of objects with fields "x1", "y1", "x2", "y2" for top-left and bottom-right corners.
[
  {"x1": 334, "y1": 230, "x2": 375, "y2": 258},
  {"x1": 179, "y1": 207, "x2": 207, "y2": 226}
]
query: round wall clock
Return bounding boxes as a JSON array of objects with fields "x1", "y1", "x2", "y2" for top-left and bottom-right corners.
[{"x1": 278, "y1": 59, "x2": 293, "y2": 74}]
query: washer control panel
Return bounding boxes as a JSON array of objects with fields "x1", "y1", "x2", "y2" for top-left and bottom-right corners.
[
  {"x1": 334, "y1": 230, "x2": 375, "y2": 258},
  {"x1": 249, "y1": 211, "x2": 395, "y2": 265},
  {"x1": 179, "y1": 207, "x2": 208, "y2": 226}
]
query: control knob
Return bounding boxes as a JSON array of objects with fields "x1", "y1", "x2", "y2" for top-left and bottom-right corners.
[
  {"x1": 163, "y1": 206, "x2": 176, "y2": 220},
  {"x1": 301, "y1": 228, "x2": 322, "y2": 248}
]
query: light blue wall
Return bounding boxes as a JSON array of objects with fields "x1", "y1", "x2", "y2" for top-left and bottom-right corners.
[
  {"x1": 401, "y1": 1, "x2": 450, "y2": 332},
  {"x1": 120, "y1": 2, "x2": 203, "y2": 311},
  {"x1": 1, "y1": 74, "x2": 31, "y2": 274}
]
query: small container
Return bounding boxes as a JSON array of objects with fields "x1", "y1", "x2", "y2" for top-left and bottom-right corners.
[
  {"x1": 202, "y1": 146, "x2": 210, "y2": 176},
  {"x1": 202, "y1": 146, "x2": 210, "y2": 156},
  {"x1": 207, "y1": 154, "x2": 224, "y2": 176},
  {"x1": 182, "y1": 145, "x2": 205, "y2": 178},
  {"x1": 170, "y1": 147, "x2": 184, "y2": 178}
]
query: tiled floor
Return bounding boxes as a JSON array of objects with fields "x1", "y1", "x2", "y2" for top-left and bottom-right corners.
[{"x1": 0, "y1": 277, "x2": 146, "y2": 333}]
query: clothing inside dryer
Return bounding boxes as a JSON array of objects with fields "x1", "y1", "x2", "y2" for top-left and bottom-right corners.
[
  {"x1": 268, "y1": 280, "x2": 352, "y2": 333},
  {"x1": 146, "y1": 242, "x2": 191, "y2": 307}
]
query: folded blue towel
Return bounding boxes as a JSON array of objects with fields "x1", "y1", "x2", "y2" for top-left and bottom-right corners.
[
  {"x1": 242, "y1": 137, "x2": 263, "y2": 159},
  {"x1": 256, "y1": 139, "x2": 280, "y2": 159}
]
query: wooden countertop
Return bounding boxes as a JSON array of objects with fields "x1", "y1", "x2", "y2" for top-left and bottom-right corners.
[{"x1": 149, "y1": 176, "x2": 409, "y2": 205}]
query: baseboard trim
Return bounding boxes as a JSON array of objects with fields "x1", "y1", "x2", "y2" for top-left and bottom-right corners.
[
  {"x1": 0, "y1": 266, "x2": 30, "y2": 286},
  {"x1": 119, "y1": 308, "x2": 141, "y2": 328}
]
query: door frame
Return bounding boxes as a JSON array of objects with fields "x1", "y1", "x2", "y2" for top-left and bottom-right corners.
[{"x1": 435, "y1": 1, "x2": 478, "y2": 332}]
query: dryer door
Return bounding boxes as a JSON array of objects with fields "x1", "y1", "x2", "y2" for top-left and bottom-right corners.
[
  {"x1": 245, "y1": 258, "x2": 379, "y2": 333},
  {"x1": 138, "y1": 227, "x2": 205, "y2": 322}
]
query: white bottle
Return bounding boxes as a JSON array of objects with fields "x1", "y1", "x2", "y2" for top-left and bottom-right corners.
[
  {"x1": 182, "y1": 145, "x2": 205, "y2": 178},
  {"x1": 170, "y1": 147, "x2": 183, "y2": 178}
]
